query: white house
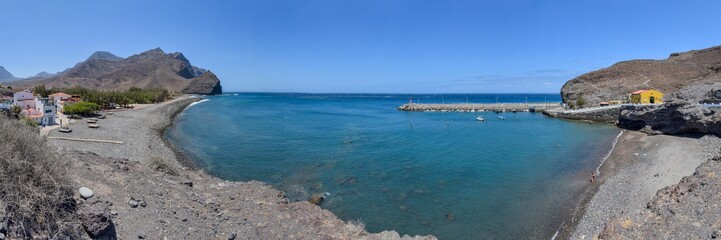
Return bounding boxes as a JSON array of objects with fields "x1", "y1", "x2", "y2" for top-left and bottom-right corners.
[
  {"x1": 13, "y1": 90, "x2": 56, "y2": 126},
  {"x1": 13, "y1": 90, "x2": 36, "y2": 110},
  {"x1": 35, "y1": 97, "x2": 56, "y2": 126}
]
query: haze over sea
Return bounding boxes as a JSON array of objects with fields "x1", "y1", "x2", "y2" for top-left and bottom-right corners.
[{"x1": 167, "y1": 93, "x2": 621, "y2": 239}]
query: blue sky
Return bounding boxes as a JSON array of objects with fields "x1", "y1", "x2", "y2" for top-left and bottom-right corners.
[{"x1": 1, "y1": 0, "x2": 720, "y2": 93}]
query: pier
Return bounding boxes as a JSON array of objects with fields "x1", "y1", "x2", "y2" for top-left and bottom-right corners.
[{"x1": 397, "y1": 102, "x2": 560, "y2": 112}]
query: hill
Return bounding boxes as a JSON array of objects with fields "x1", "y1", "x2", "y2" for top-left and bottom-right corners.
[
  {"x1": 9, "y1": 48, "x2": 222, "y2": 95},
  {"x1": 561, "y1": 45, "x2": 721, "y2": 105},
  {"x1": 0, "y1": 66, "x2": 18, "y2": 82}
]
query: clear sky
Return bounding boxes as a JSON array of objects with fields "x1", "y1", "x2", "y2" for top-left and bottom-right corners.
[{"x1": 1, "y1": 0, "x2": 720, "y2": 93}]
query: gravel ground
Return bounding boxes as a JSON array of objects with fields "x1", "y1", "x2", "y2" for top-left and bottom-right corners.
[
  {"x1": 570, "y1": 132, "x2": 716, "y2": 239},
  {"x1": 49, "y1": 96, "x2": 435, "y2": 239},
  {"x1": 48, "y1": 97, "x2": 196, "y2": 168}
]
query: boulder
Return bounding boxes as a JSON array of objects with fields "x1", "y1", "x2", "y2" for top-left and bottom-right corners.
[
  {"x1": 78, "y1": 200, "x2": 116, "y2": 239},
  {"x1": 79, "y1": 187, "x2": 94, "y2": 199}
]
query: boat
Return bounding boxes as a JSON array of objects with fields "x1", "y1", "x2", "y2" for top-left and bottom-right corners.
[
  {"x1": 498, "y1": 116, "x2": 506, "y2": 120},
  {"x1": 58, "y1": 128, "x2": 72, "y2": 133},
  {"x1": 476, "y1": 116, "x2": 485, "y2": 121},
  {"x1": 88, "y1": 124, "x2": 100, "y2": 128}
]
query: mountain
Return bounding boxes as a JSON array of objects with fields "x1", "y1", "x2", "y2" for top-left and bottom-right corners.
[
  {"x1": 9, "y1": 48, "x2": 222, "y2": 95},
  {"x1": 0, "y1": 66, "x2": 18, "y2": 82},
  {"x1": 31, "y1": 71, "x2": 56, "y2": 79},
  {"x1": 561, "y1": 45, "x2": 721, "y2": 105},
  {"x1": 87, "y1": 51, "x2": 123, "y2": 62}
]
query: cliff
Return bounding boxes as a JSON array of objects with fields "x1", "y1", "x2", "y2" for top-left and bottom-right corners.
[
  {"x1": 618, "y1": 100, "x2": 721, "y2": 136},
  {"x1": 182, "y1": 71, "x2": 222, "y2": 95},
  {"x1": 561, "y1": 45, "x2": 721, "y2": 105},
  {"x1": 8, "y1": 48, "x2": 222, "y2": 95}
]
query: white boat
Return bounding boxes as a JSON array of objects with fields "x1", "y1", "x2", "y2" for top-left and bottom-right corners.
[
  {"x1": 498, "y1": 116, "x2": 506, "y2": 120},
  {"x1": 476, "y1": 116, "x2": 485, "y2": 121}
]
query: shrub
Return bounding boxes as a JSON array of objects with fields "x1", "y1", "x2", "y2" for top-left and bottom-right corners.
[
  {"x1": 20, "y1": 117, "x2": 38, "y2": 128},
  {"x1": 149, "y1": 157, "x2": 179, "y2": 176},
  {"x1": 0, "y1": 116, "x2": 80, "y2": 238},
  {"x1": 576, "y1": 95, "x2": 587, "y2": 108}
]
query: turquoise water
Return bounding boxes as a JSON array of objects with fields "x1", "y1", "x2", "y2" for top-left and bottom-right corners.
[{"x1": 166, "y1": 93, "x2": 620, "y2": 239}]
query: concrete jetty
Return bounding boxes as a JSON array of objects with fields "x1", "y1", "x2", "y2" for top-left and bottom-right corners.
[{"x1": 397, "y1": 102, "x2": 560, "y2": 112}]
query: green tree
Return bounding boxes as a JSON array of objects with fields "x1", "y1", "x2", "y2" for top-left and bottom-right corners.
[
  {"x1": 576, "y1": 95, "x2": 587, "y2": 108},
  {"x1": 63, "y1": 102, "x2": 100, "y2": 116}
]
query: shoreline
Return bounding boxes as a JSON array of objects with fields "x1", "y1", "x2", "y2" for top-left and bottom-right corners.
[
  {"x1": 48, "y1": 95, "x2": 435, "y2": 239},
  {"x1": 561, "y1": 131, "x2": 720, "y2": 239},
  {"x1": 156, "y1": 96, "x2": 204, "y2": 171}
]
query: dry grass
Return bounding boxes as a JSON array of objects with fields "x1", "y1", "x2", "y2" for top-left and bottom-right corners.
[
  {"x1": 0, "y1": 115, "x2": 81, "y2": 238},
  {"x1": 149, "y1": 156, "x2": 179, "y2": 176}
]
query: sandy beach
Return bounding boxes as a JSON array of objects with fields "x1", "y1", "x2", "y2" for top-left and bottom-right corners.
[
  {"x1": 567, "y1": 131, "x2": 721, "y2": 239},
  {"x1": 46, "y1": 96, "x2": 434, "y2": 240}
]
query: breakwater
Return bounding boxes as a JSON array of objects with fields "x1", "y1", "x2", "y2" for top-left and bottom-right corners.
[{"x1": 397, "y1": 102, "x2": 559, "y2": 112}]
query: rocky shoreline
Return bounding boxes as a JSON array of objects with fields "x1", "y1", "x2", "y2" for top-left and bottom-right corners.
[{"x1": 48, "y1": 96, "x2": 435, "y2": 239}]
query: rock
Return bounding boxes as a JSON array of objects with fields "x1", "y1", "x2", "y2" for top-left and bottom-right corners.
[
  {"x1": 138, "y1": 231, "x2": 146, "y2": 239},
  {"x1": 308, "y1": 194, "x2": 325, "y2": 205},
  {"x1": 446, "y1": 214, "x2": 455, "y2": 222},
  {"x1": 78, "y1": 201, "x2": 115, "y2": 239},
  {"x1": 227, "y1": 232, "x2": 237, "y2": 240},
  {"x1": 182, "y1": 71, "x2": 223, "y2": 95},
  {"x1": 181, "y1": 181, "x2": 193, "y2": 188},
  {"x1": 128, "y1": 199, "x2": 139, "y2": 208},
  {"x1": 0, "y1": 233, "x2": 5, "y2": 240},
  {"x1": 139, "y1": 199, "x2": 147, "y2": 208},
  {"x1": 79, "y1": 187, "x2": 94, "y2": 199},
  {"x1": 618, "y1": 101, "x2": 721, "y2": 136}
]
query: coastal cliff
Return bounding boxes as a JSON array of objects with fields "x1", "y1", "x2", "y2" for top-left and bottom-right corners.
[
  {"x1": 560, "y1": 45, "x2": 721, "y2": 106},
  {"x1": 7, "y1": 48, "x2": 223, "y2": 95}
]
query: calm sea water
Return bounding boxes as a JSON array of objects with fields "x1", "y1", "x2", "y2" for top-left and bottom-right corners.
[{"x1": 166, "y1": 93, "x2": 620, "y2": 239}]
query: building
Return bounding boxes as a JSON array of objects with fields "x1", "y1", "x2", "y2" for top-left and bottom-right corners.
[
  {"x1": 12, "y1": 90, "x2": 57, "y2": 126},
  {"x1": 49, "y1": 92, "x2": 72, "y2": 113},
  {"x1": 35, "y1": 97, "x2": 56, "y2": 126},
  {"x1": 13, "y1": 90, "x2": 36, "y2": 109},
  {"x1": 630, "y1": 89, "x2": 664, "y2": 104}
]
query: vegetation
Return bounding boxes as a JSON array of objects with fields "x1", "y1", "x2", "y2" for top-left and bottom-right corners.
[
  {"x1": 149, "y1": 157, "x2": 179, "y2": 176},
  {"x1": 33, "y1": 84, "x2": 53, "y2": 98},
  {"x1": 20, "y1": 117, "x2": 39, "y2": 127},
  {"x1": 10, "y1": 105, "x2": 21, "y2": 118},
  {"x1": 28, "y1": 85, "x2": 172, "y2": 109},
  {"x1": 0, "y1": 116, "x2": 80, "y2": 238},
  {"x1": 61, "y1": 86, "x2": 171, "y2": 109},
  {"x1": 63, "y1": 101, "x2": 101, "y2": 116},
  {"x1": 576, "y1": 95, "x2": 587, "y2": 108}
]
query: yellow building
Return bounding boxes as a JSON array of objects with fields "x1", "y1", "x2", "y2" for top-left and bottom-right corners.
[{"x1": 630, "y1": 89, "x2": 663, "y2": 104}]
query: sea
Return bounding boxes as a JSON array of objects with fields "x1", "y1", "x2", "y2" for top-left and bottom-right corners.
[{"x1": 166, "y1": 93, "x2": 621, "y2": 239}]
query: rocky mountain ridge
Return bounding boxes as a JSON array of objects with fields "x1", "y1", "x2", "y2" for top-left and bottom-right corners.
[
  {"x1": 0, "y1": 66, "x2": 17, "y2": 82},
  {"x1": 8, "y1": 48, "x2": 222, "y2": 95},
  {"x1": 561, "y1": 45, "x2": 721, "y2": 105}
]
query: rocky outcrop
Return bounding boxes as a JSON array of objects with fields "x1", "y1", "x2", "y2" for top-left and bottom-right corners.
[
  {"x1": 598, "y1": 156, "x2": 721, "y2": 239},
  {"x1": 182, "y1": 71, "x2": 222, "y2": 95},
  {"x1": 561, "y1": 45, "x2": 721, "y2": 106},
  {"x1": 8, "y1": 48, "x2": 222, "y2": 95},
  {"x1": 618, "y1": 100, "x2": 721, "y2": 136}
]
